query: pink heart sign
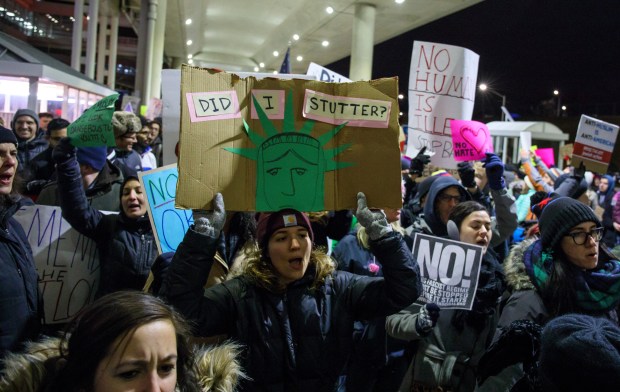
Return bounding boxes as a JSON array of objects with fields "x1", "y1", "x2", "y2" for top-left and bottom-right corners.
[{"x1": 450, "y1": 119, "x2": 494, "y2": 161}]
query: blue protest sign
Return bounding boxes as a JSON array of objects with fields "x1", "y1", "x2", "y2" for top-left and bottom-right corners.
[{"x1": 138, "y1": 164, "x2": 193, "y2": 254}]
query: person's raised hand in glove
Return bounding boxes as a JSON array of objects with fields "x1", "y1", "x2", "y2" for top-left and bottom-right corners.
[
  {"x1": 415, "y1": 303, "x2": 441, "y2": 335},
  {"x1": 52, "y1": 137, "x2": 76, "y2": 164},
  {"x1": 457, "y1": 161, "x2": 477, "y2": 189},
  {"x1": 409, "y1": 147, "x2": 430, "y2": 176},
  {"x1": 192, "y1": 193, "x2": 226, "y2": 238},
  {"x1": 355, "y1": 192, "x2": 393, "y2": 241},
  {"x1": 483, "y1": 152, "x2": 505, "y2": 190}
]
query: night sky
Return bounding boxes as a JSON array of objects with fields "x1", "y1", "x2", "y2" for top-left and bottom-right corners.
[{"x1": 328, "y1": 0, "x2": 620, "y2": 119}]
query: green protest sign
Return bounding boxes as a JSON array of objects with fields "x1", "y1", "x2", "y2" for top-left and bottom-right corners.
[{"x1": 68, "y1": 93, "x2": 119, "y2": 147}]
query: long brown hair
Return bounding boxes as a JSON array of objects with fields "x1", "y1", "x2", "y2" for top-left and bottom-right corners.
[
  {"x1": 244, "y1": 246, "x2": 335, "y2": 293},
  {"x1": 51, "y1": 291, "x2": 199, "y2": 392}
]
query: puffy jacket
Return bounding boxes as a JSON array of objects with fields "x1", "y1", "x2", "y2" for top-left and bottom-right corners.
[
  {"x1": 161, "y1": 228, "x2": 422, "y2": 391},
  {"x1": 0, "y1": 197, "x2": 41, "y2": 361},
  {"x1": 55, "y1": 156, "x2": 156, "y2": 297}
]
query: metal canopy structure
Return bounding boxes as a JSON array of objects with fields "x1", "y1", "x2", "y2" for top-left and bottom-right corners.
[{"x1": 486, "y1": 121, "x2": 570, "y2": 167}]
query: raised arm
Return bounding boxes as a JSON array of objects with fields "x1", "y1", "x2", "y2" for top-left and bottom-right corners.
[{"x1": 53, "y1": 138, "x2": 103, "y2": 237}]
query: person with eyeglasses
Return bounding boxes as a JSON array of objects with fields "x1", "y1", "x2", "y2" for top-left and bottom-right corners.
[{"x1": 477, "y1": 196, "x2": 620, "y2": 391}]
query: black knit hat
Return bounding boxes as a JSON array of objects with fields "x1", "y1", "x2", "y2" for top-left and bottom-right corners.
[
  {"x1": 539, "y1": 313, "x2": 620, "y2": 391},
  {"x1": 0, "y1": 125, "x2": 18, "y2": 145},
  {"x1": 538, "y1": 197, "x2": 601, "y2": 250}
]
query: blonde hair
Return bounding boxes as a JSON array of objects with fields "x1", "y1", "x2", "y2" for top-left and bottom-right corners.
[{"x1": 244, "y1": 246, "x2": 335, "y2": 293}]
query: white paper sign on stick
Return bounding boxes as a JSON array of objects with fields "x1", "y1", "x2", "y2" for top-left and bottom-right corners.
[
  {"x1": 520, "y1": 131, "x2": 532, "y2": 151},
  {"x1": 405, "y1": 41, "x2": 479, "y2": 169}
]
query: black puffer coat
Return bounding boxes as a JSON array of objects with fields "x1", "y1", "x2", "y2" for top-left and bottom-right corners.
[
  {"x1": 0, "y1": 197, "x2": 41, "y2": 361},
  {"x1": 162, "y1": 228, "x2": 421, "y2": 391},
  {"x1": 56, "y1": 156, "x2": 156, "y2": 297}
]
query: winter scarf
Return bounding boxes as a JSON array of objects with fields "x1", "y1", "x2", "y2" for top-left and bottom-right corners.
[{"x1": 523, "y1": 240, "x2": 620, "y2": 312}]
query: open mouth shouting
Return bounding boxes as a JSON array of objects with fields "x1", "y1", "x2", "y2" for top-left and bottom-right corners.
[{"x1": 0, "y1": 172, "x2": 13, "y2": 187}]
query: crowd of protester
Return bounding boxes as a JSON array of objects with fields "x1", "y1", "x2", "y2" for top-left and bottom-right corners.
[{"x1": 1, "y1": 106, "x2": 620, "y2": 391}]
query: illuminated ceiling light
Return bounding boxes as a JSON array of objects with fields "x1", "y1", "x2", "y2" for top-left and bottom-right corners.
[
  {"x1": 187, "y1": 54, "x2": 193, "y2": 59},
  {"x1": 253, "y1": 66, "x2": 259, "y2": 72},
  {"x1": 296, "y1": 55, "x2": 303, "y2": 62},
  {"x1": 399, "y1": 112, "x2": 404, "y2": 116},
  {"x1": 186, "y1": 39, "x2": 192, "y2": 46},
  {"x1": 6, "y1": 11, "x2": 14, "y2": 16},
  {"x1": 0, "y1": 7, "x2": 5, "y2": 11},
  {"x1": 398, "y1": 94, "x2": 404, "y2": 99},
  {"x1": 293, "y1": 34, "x2": 300, "y2": 41},
  {"x1": 273, "y1": 70, "x2": 278, "y2": 74},
  {"x1": 326, "y1": 6, "x2": 334, "y2": 14},
  {"x1": 553, "y1": 89, "x2": 559, "y2": 95},
  {"x1": 188, "y1": 59, "x2": 194, "y2": 64},
  {"x1": 273, "y1": 50, "x2": 279, "y2": 57},
  {"x1": 185, "y1": 18, "x2": 192, "y2": 25},
  {"x1": 322, "y1": 40, "x2": 329, "y2": 47},
  {"x1": 259, "y1": 62, "x2": 265, "y2": 68},
  {"x1": 395, "y1": 0, "x2": 405, "y2": 3}
]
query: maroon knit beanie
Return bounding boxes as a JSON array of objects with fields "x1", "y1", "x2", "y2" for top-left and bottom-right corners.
[{"x1": 256, "y1": 209, "x2": 314, "y2": 250}]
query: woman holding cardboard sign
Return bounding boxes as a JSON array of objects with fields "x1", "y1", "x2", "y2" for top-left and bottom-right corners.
[
  {"x1": 160, "y1": 192, "x2": 422, "y2": 391},
  {"x1": 52, "y1": 137, "x2": 158, "y2": 298},
  {"x1": 386, "y1": 201, "x2": 505, "y2": 392}
]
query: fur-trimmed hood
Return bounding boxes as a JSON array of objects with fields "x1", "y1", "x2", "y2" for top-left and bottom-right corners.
[
  {"x1": 504, "y1": 237, "x2": 537, "y2": 292},
  {"x1": 0, "y1": 336, "x2": 246, "y2": 392}
]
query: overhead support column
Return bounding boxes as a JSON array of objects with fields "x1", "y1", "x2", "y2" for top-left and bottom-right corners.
[
  {"x1": 150, "y1": 0, "x2": 167, "y2": 100},
  {"x1": 349, "y1": 3, "x2": 376, "y2": 81},
  {"x1": 27, "y1": 77, "x2": 38, "y2": 111},
  {"x1": 108, "y1": 14, "x2": 119, "y2": 89},
  {"x1": 96, "y1": 16, "x2": 108, "y2": 84},
  {"x1": 71, "y1": 0, "x2": 84, "y2": 71},
  {"x1": 135, "y1": 0, "x2": 157, "y2": 106},
  {"x1": 85, "y1": 0, "x2": 100, "y2": 79}
]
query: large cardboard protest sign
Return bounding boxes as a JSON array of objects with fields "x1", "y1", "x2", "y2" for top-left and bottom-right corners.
[
  {"x1": 406, "y1": 41, "x2": 479, "y2": 169},
  {"x1": 14, "y1": 205, "x2": 101, "y2": 324},
  {"x1": 67, "y1": 93, "x2": 119, "y2": 147},
  {"x1": 176, "y1": 66, "x2": 401, "y2": 211},
  {"x1": 572, "y1": 115, "x2": 619, "y2": 173},
  {"x1": 450, "y1": 120, "x2": 493, "y2": 161},
  {"x1": 139, "y1": 164, "x2": 193, "y2": 254},
  {"x1": 412, "y1": 233, "x2": 483, "y2": 310}
]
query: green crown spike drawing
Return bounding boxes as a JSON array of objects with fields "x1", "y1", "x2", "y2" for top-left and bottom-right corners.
[{"x1": 224, "y1": 90, "x2": 353, "y2": 211}]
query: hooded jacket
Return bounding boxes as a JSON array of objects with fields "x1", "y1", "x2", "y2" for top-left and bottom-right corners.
[
  {"x1": 0, "y1": 336, "x2": 246, "y2": 392},
  {"x1": 599, "y1": 175, "x2": 617, "y2": 248},
  {"x1": 161, "y1": 228, "x2": 422, "y2": 391},
  {"x1": 0, "y1": 197, "x2": 41, "y2": 361},
  {"x1": 55, "y1": 156, "x2": 156, "y2": 297}
]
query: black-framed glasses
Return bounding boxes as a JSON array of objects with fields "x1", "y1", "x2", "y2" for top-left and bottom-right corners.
[
  {"x1": 437, "y1": 194, "x2": 462, "y2": 203},
  {"x1": 564, "y1": 227, "x2": 604, "y2": 245}
]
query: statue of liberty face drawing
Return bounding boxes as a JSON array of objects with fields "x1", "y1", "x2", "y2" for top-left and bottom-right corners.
[{"x1": 225, "y1": 91, "x2": 352, "y2": 211}]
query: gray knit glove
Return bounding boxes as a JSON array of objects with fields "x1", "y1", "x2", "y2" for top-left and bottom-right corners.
[
  {"x1": 192, "y1": 193, "x2": 226, "y2": 238},
  {"x1": 355, "y1": 192, "x2": 392, "y2": 241}
]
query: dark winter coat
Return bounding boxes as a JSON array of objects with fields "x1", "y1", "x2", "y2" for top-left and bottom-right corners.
[
  {"x1": 16, "y1": 131, "x2": 48, "y2": 175},
  {"x1": 55, "y1": 157, "x2": 156, "y2": 297},
  {"x1": 109, "y1": 148, "x2": 142, "y2": 179},
  {"x1": 333, "y1": 228, "x2": 413, "y2": 392},
  {"x1": 0, "y1": 197, "x2": 41, "y2": 361},
  {"x1": 161, "y1": 228, "x2": 422, "y2": 392},
  {"x1": 599, "y1": 175, "x2": 617, "y2": 248},
  {"x1": 37, "y1": 160, "x2": 124, "y2": 212}
]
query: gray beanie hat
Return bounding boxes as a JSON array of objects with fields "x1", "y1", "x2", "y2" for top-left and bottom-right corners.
[
  {"x1": 112, "y1": 111, "x2": 141, "y2": 138},
  {"x1": 538, "y1": 197, "x2": 600, "y2": 250},
  {"x1": 11, "y1": 109, "x2": 40, "y2": 131}
]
